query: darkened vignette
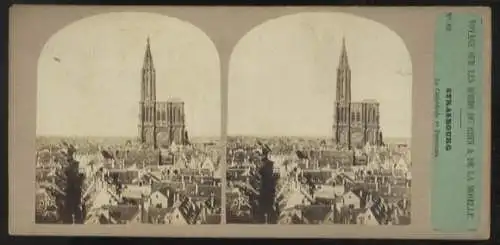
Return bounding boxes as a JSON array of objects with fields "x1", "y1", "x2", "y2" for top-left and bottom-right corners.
[{"x1": 9, "y1": 5, "x2": 491, "y2": 238}]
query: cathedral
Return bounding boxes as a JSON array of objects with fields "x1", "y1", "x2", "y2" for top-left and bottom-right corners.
[
  {"x1": 138, "y1": 38, "x2": 189, "y2": 149},
  {"x1": 332, "y1": 38, "x2": 383, "y2": 149}
]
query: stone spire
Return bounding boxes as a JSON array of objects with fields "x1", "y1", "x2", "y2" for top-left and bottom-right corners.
[
  {"x1": 143, "y1": 36, "x2": 154, "y2": 70},
  {"x1": 336, "y1": 36, "x2": 351, "y2": 104},
  {"x1": 142, "y1": 36, "x2": 156, "y2": 102},
  {"x1": 338, "y1": 36, "x2": 349, "y2": 69}
]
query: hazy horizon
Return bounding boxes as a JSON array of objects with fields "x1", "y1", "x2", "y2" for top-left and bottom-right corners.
[{"x1": 36, "y1": 134, "x2": 221, "y2": 140}]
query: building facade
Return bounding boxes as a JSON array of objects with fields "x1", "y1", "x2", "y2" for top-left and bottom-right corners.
[
  {"x1": 138, "y1": 38, "x2": 189, "y2": 148},
  {"x1": 332, "y1": 38, "x2": 383, "y2": 149}
]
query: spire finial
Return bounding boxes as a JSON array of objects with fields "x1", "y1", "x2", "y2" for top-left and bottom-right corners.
[
  {"x1": 143, "y1": 36, "x2": 154, "y2": 69},
  {"x1": 338, "y1": 36, "x2": 349, "y2": 68},
  {"x1": 341, "y1": 36, "x2": 347, "y2": 54}
]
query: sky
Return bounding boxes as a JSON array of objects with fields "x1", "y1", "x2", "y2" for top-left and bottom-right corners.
[
  {"x1": 227, "y1": 12, "x2": 413, "y2": 138},
  {"x1": 37, "y1": 12, "x2": 221, "y2": 138}
]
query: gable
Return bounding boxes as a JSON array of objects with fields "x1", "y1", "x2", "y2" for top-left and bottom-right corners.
[{"x1": 169, "y1": 208, "x2": 187, "y2": 224}]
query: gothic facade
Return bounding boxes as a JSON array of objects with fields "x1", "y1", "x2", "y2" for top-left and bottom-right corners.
[
  {"x1": 138, "y1": 38, "x2": 189, "y2": 148},
  {"x1": 332, "y1": 38, "x2": 383, "y2": 149}
]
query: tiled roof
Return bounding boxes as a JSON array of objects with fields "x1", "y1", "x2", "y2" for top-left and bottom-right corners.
[
  {"x1": 203, "y1": 214, "x2": 221, "y2": 224},
  {"x1": 109, "y1": 169, "x2": 140, "y2": 185},
  {"x1": 147, "y1": 207, "x2": 171, "y2": 222},
  {"x1": 301, "y1": 205, "x2": 331, "y2": 224},
  {"x1": 391, "y1": 186, "x2": 410, "y2": 198},
  {"x1": 108, "y1": 205, "x2": 140, "y2": 223},
  {"x1": 178, "y1": 199, "x2": 202, "y2": 224},
  {"x1": 152, "y1": 181, "x2": 183, "y2": 194}
]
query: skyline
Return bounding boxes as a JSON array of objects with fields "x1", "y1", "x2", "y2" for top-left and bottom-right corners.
[
  {"x1": 228, "y1": 13, "x2": 412, "y2": 139},
  {"x1": 36, "y1": 12, "x2": 221, "y2": 138},
  {"x1": 36, "y1": 12, "x2": 412, "y2": 139}
]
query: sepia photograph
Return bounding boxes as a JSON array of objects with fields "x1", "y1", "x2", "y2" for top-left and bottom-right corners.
[
  {"x1": 10, "y1": 6, "x2": 490, "y2": 238},
  {"x1": 225, "y1": 13, "x2": 412, "y2": 225},
  {"x1": 34, "y1": 12, "x2": 222, "y2": 225}
]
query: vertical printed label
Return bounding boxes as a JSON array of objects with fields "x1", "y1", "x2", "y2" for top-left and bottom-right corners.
[{"x1": 432, "y1": 12, "x2": 484, "y2": 232}]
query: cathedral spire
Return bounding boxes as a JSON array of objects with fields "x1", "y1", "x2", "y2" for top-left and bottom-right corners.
[
  {"x1": 143, "y1": 36, "x2": 154, "y2": 70},
  {"x1": 338, "y1": 36, "x2": 349, "y2": 69},
  {"x1": 141, "y1": 36, "x2": 156, "y2": 102}
]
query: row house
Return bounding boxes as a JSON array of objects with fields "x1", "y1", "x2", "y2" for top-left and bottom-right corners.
[
  {"x1": 297, "y1": 169, "x2": 334, "y2": 186},
  {"x1": 148, "y1": 181, "x2": 221, "y2": 214},
  {"x1": 105, "y1": 169, "x2": 143, "y2": 190},
  {"x1": 278, "y1": 204, "x2": 334, "y2": 225},
  {"x1": 93, "y1": 204, "x2": 145, "y2": 224},
  {"x1": 170, "y1": 174, "x2": 219, "y2": 186},
  {"x1": 147, "y1": 194, "x2": 220, "y2": 224}
]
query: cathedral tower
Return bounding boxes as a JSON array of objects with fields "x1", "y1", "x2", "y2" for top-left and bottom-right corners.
[
  {"x1": 333, "y1": 37, "x2": 352, "y2": 149},
  {"x1": 138, "y1": 37, "x2": 189, "y2": 149},
  {"x1": 139, "y1": 37, "x2": 158, "y2": 148},
  {"x1": 332, "y1": 38, "x2": 382, "y2": 149}
]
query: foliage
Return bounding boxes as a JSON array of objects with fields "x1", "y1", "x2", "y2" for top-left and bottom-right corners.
[{"x1": 36, "y1": 144, "x2": 86, "y2": 224}]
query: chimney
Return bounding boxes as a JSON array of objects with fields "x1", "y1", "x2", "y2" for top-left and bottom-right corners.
[
  {"x1": 210, "y1": 192, "x2": 215, "y2": 208},
  {"x1": 375, "y1": 182, "x2": 379, "y2": 192},
  {"x1": 181, "y1": 176, "x2": 185, "y2": 189},
  {"x1": 166, "y1": 189, "x2": 171, "y2": 208},
  {"x1": 195, "y1": 184, "x2": 199, "y2": 195},
  {"x1": 200, "y1": 205, "x2": 207, "y2": 223},
  {"x1": 387, "y1": 183, "x2": 392, "y2": 195}
]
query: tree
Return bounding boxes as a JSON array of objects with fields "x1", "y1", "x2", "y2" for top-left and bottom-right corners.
[
  {"x1": 61, "y1": 157, "x2": 84, "y2": 224},
  {"x1": 257, "y1": 156, "x2": 277, "y2": 224},
  {"x1": 40, "y1": 145, "x2": 85, "y2": 224}
]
